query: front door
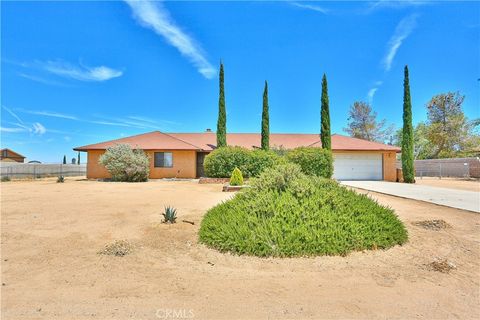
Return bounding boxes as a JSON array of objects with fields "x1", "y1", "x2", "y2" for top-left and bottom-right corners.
[{"x1": 196, "y1": 152, "x2": 208, "y2": 178}]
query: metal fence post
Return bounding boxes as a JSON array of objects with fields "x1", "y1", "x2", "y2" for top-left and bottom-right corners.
[
  {"x1": 33, "y1": 165, "x2": 36, "y2": 180},
  {"x1": 439, "y1": 163, "x2": 442, "y2": 179}
]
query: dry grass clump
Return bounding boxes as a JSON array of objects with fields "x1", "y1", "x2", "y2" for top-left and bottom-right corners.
[
  {"x1": 98, "y1": 240, "x2": 133, "y2": 257},
  {"x1": 412, "y1": 219, "x2": 451, "y2": 231},
  {"x1": 426, "y1": 259, "x2": 456, "y2": 273}
]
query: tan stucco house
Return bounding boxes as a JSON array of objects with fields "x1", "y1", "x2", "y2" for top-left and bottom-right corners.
[{"x1": 73, "y1": 131, "x2": 400, "y2": 181}]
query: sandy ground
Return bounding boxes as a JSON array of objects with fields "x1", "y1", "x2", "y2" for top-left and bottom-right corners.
[
  {"x1": 415, "y1": 177, "x2": 480, "y2": 192},
  {"x1": 1, "y1": 178, "x2": 479, "y2": 320}
]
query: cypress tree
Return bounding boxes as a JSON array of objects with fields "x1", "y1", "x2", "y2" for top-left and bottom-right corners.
[
  {"x1": 63, "y1": 155, "x2": 67, "y2": 164},
  {"x1": 320, "y1": 74, "x2": 331, "y2": 150},
  {"x1": 216, "y1": 62, "x2": 227, "y2": 148},
  {"x1": 402, "y1": 65, "x2": 415, "y2": 183},
  {"x1": 77, "y1": 151, "x2": 81, "y2": 165},
  {"x1": 261, "y1": 81, "x2": 270, "y2": 150}
]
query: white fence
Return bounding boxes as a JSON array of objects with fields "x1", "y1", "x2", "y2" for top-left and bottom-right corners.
[{"x1": 0, "y1": 163, "x2": 86, "y2": 178}]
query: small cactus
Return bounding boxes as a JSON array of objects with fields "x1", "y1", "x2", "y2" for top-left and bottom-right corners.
[{"x1": 162, "y1": 206, "x2": 177, "y2": 224}]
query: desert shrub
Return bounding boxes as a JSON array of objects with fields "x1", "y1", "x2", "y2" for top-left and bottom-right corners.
[
  {"x1": 286, "y1": 147, "x2": 333, "y2": 178},
  {"x1": 247, "y1": 149, "x2": 282, "y2": 177},
  {"x1": 204, "y1": 147, "x2": 280, "y2": 178},
  {"x1": 98, "y1": 240, "x2": 133, "y2": 257},
  {"x1": 250, "y1": 163, "x2": 304, "y2": 192},
  {"x1": 1, "y1": 176, "x2": 11, "y2": 182},
  {"x1": 57, "y1": 176, "x2": 65, "y2": 183},
  {"x1": 270, "y1": 145, "x2": 289, "y2": 156},
  {"x1": 99, "y1": 144, "x2": 149, "y2": 182},
  {"x1": 229, "y1": 167, "x2": 244, "y2": 186},
  {"x1": 162, "y1": 206, "x2": 177, "y2": 224},
  {"x1": 199, "y1": 166, "x2": 407, "y2": 257}
]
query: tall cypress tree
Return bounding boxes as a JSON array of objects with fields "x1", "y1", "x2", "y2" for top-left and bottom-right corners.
[
  {"x1": 77, "y1": 151, "x2": 81, "y2": 165},
  {"x1": 63, "y1": 155, "x2": 67, "y2": 164},
  {"x1": 402, "y1": 65, "x2": 415, "y2": 183},
  {"x1": 261, "y1": 81, "x2": 270, "y2": 150},
  {"x1": 216, "y1": 62, "x2": 227, "y2": 148},
  {"x1": 320, "y1": 74, "x2": 331, "y2": 150}
]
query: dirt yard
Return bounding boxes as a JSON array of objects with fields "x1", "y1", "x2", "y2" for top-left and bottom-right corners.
[
  {"x1": 415, "y1": 177, "x2": 480, "y2": 192},
  {"x1": 1, "y1": 178, "x2": 479, "y2": 319}
]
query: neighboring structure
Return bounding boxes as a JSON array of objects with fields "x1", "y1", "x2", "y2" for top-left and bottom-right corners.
[
  {"x1": 74, "y1": 131, "x2": 400, "y2": 181},
  {"x1": 0, "y1": 148, "x2": 26, "y2": 163}
]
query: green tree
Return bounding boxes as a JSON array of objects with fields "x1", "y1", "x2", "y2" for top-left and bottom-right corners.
[
  {"x1": 261, "y1": 81, "x2": 270, "y2": 150},
  {"x1": 77, "y1": 151, "x2": 81, "y2": 165},
  {"x1": 216, "y1": 62, "x2": 227, "y2": 148},
  {"x1": 344, "y1": 101, "x2": 393, "y2": 143},
  {"x1": 63, "y1": 155, "x2": 67, "y2": 164},
  {"x1": 320, "y1": 74, "x2": 331, "y2": 150},
  {"x1": 425, "y1": 92, "x2": 475, "y2": 158},
  {"x1": 401, "y1": 65, "x2": 415, "y2": 183},
  {"x1": 394, "y1": 123, "x2": 435, "y2": 160}
]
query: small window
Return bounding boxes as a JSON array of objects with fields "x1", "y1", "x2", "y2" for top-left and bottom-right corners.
[{"x1": 154, "y1": 152, "x2": 173, "y2": 168}]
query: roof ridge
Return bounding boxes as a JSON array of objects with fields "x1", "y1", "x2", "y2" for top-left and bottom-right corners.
[
  {"x1": 74, "y1": 131, "x2": 161, "y2": 150},
  {"x1": 159, "y1": 132, "x2": 202, "y2": 150},
  {"x1": 335, "y1": 133, "x2": 395, "y2": 147}
]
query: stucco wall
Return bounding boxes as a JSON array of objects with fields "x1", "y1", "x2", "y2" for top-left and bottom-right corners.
[
  {"x1": 146, "y1": 150, "x2": 196, "y2": 178},
  {"x1": 87, "y1": 150, "x2": 111, "y2": 179},
  {"x1": 86, "y1": 150, "x2": 197, "y2": 179}
]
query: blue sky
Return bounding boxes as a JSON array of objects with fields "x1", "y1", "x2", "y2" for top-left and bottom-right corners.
[{"x1": 1, "y1": 0, "x2": 479, "y2": 162}]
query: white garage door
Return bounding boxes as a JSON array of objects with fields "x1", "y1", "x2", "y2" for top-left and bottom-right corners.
[{"x1": 333, "y1": 153, "x2": 383, "y2": 181}]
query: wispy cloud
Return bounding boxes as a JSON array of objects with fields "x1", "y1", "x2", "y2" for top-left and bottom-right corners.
[
  {"x1": 289, "y1": 1, "x2": 329, "y2": 14},
  {"x1": 367, "y1": 0, "x2": 429, "y2": 12},
  {"x1": 41, "y1": 60, "x2": 123, "y2": 82},
  {"x1": 0, "y1": 126, "x2": 26, "y2": 133},
  {"x1": 18, "y1": 73, "x2": 68, "y2": 86},
  {"x1": 17, "y1": 109, "x2": 79, "y2": 120},
  {"x1": 125, "y1": 0, "x2": 216, "y2": 79},
  {"x1": 32, "y1": 122, "x2": 47, "y2": 135},
  {"x1": 382, "y1": 14, "x2": 419, "y2": 71},
  {"x1": 13, "y1": 108, "x2": 178, "y2": 131},
  {"x1": 367, "y1": 81, "x2": 383, "y2": 103},
  {"x1": 2, "y1": 105, "x2": 25, "y2": 124}
]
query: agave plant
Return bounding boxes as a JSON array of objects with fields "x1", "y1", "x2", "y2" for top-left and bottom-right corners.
[
  {"x1": 162, "y1": 206, "x2": 177, "y2": 224},
  {"x1": 57, "y1": 176, "x2": 65, "y2": 183}
]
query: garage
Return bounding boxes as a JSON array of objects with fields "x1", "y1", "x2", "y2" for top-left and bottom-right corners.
[{"x1": 333, "y1": 153, "x2": 383, "y2": 181}]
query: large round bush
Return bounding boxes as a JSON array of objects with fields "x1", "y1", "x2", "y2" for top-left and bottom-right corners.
[
  {"x1": 204, "y1": 146, "x2": 280, "y2": 178},
  {"x1": 99, "y1": 144, "x2": 150, "y2": 182},
  {"x1": 286, "y1": 147, "x2": 333, "y2": 178},
  {"x1": 199, "y1": 164, "x2": 408, "y2": 257}
]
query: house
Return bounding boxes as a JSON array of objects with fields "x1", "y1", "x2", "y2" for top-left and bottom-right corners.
[
  {"x1": 0, "y1": 148, "x2": 26, "y2": 163},
  {"x1": 73, "y1": 131, "x2": 400, "y2": 181}
]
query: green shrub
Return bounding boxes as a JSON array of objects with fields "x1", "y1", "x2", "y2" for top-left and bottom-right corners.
[
  {"x1": 229, "y1": 167, "x2": 244, "y2": 186},
  {"x1": 99, "y1": 144, "x2": 149, "y2": 182},
  {"x1": 162, "y1": 206, "x2": 177, "y2": 224},
  {"x1": 199, "y1": 166, "x2": 407, "y2": 257},
  {"x1": 1, "y1": 176, "x2": 11, "y2": 182},
  {"x1": 247, "y1": 149, "x2": 282, "y2": 177},
  {"x1": 250, "y1": 163, "x2": 304, "y2": 192},
  {"x1": 286, "y1": 147, "x2": 333, "y2": 178},
  {"x1": 57, "y1": 176, "x2": 65, "y2": 183},
  {"x1": 204, "y1": 146, "x2": 280, "y2": 178}
]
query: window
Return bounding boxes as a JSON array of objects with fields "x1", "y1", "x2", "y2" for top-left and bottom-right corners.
[{"x1": 154, "y1": 152, "x2": 173, "y2": 168}]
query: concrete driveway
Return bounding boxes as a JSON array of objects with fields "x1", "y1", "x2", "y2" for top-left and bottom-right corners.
[{"x1": 341, "y1": 180, "x2": 480, "y2": 213}]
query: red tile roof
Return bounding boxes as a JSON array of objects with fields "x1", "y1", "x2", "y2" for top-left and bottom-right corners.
[{"x1": 74, "y1": 131, "x2": 400, "y2": 152}]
